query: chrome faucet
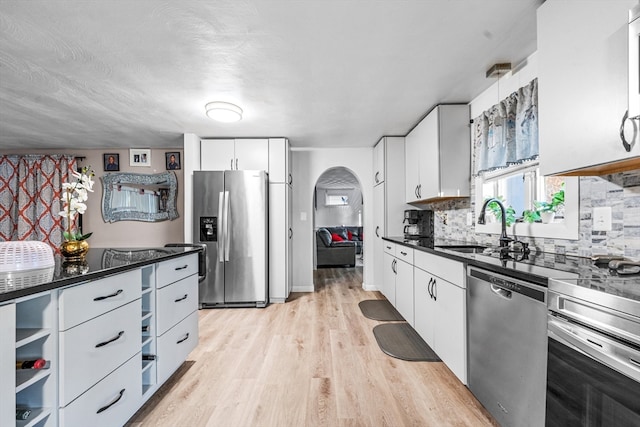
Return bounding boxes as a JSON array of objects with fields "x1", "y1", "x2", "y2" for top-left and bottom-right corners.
[{"x1": 478, "y1": 198, "x2": 513, "y2": 248}]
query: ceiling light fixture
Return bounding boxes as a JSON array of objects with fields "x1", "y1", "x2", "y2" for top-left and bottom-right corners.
[
  {"x1": 486, "y1": 63, "x2": 512, "y2": 78},
  {"x1": 205, "y1": 101, "x2": 243, "y2": 122}
]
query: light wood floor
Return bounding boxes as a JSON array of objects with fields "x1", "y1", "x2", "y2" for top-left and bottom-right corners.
[{"x1": 127, "y1": 267, "x2": 497, "y2": 427}]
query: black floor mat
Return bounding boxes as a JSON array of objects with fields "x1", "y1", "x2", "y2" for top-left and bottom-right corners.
[
  {"x1": 372, "y1": 323, "x2": 441, "y2": 362},
  {"x1": 358, "y1": 299, "x2": 405, "y2": 321}
]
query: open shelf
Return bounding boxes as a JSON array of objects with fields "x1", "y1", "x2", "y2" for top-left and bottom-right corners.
[
  {"x1": 141, "y1": 335, "x2": 153, "y2": 347},
  {"x1": 142, "y1": 311, "x2": 152, "y2": 322},
  {"x1": 15, "y1": 369, "x2": 51, "y2": 393},
  {"x1": 16, "y1": 328, "x2": 51, "y2": 348},
  {"x1": 16, "y1": 407, "x2": 51, "y2": 427}
]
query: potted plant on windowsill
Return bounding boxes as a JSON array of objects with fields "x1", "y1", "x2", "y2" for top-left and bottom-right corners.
[{"x1": 523, "y1": 185, "x2": 565, "y2": 224}]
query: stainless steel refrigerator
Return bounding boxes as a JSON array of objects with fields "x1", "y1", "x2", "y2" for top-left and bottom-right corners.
[{"x1": 193, "y1": 170, "x2": 268, "y2": 308}]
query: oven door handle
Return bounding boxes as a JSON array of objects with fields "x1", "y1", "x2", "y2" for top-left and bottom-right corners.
[{"x1": 548, "y1": 316, "x2": 640, "y2": 383}]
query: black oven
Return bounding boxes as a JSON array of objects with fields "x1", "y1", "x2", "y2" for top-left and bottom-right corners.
[{"x1": 546, "y1": 278, "x2": 640, "y2": 427}]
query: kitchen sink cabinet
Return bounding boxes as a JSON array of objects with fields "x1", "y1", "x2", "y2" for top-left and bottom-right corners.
[
  {"x1": 405, "y1": 105, "x2": 470, "y2": 203},
  {"x1": 538, "y1": 0, "x2": 640, "y2": 175}
]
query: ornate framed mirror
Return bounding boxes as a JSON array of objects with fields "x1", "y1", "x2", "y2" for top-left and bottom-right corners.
[{"x1": 101, "y1": 172, "x2": 179, "y2": 223}]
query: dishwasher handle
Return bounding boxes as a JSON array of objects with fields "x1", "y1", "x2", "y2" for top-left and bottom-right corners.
[{"x1": 491, "y1": 284, "x2": 512, "y2": 300}]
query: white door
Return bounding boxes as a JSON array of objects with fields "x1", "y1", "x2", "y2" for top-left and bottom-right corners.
[
  {"x1": 414, "y1": 267, "x2": 435, "y2": 348},
  {"x1": 268, "y1": 138, "x2": 290, "y2": 183},
  {"x1": 373, "y1": 139, "x2": 385, "y2": 185},
  {"x1": 434, "y1": 278, "x2": 466, "y2": 383},
  {"x1": 201, "y1": 139, "x2": 235, "y2": 170},
  {"x1": 383, "y1": 252, "x2": 396, "y2": 306},
  {"x1": 373, "y1": 184, "x2": 385, "y2": 291},
  {"x1": 235, "y1": 139, "x2": 269, "y2": 171},
  {"x1": 405, "y1": 127, "x2": 420, "y2": 202},
  {"x1": 268, "y1": 183, "x2": 287, "y2": 302},
  {"x1": 418, "y1": 108, "x2": 440, "y2": 200},
  {"x1": 394, "y1": 259, "x2": 414, "y2": 326}
]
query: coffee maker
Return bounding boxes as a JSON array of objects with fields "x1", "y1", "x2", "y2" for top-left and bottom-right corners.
[{"x1": 403, "y1": 209, "x2": 434, "y2": 241}]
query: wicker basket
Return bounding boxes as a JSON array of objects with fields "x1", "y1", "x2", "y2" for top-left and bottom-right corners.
[{"x1": 0, "y1": 241, "x2": 55, "y2": 272}]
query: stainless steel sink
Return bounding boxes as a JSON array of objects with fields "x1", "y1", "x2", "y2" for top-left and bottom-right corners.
[{"x1": 435, "y1": 245, "x2": 488, "y2": 254}]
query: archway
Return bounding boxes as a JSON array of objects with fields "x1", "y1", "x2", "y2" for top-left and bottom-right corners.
[{"x1": 313, "y1": 167, "x2": 364, "y2": 271}]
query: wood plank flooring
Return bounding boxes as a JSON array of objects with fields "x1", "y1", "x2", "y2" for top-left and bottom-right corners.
[{"x1": 126, "y1": 267, "x2": 497, "y2": 427}]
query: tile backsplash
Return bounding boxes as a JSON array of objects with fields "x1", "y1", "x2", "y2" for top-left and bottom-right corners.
[{"x1": 424, "y1": 170, "x2": 640, "y2": 260}]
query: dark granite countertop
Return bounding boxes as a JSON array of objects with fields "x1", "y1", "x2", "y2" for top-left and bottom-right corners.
[
  {"x1": 382, "y1": 237, "x2": 640, "y2": 300},
  {"x1": 0, "y1": 246, "x2": 202, "y2": 303}
]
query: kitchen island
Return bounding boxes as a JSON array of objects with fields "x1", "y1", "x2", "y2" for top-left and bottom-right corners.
[{"x1": 0, "y1": 246, "x2": 201, "y2": 427}]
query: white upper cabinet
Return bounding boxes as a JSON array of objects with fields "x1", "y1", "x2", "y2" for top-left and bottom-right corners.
[
  {"x1": 201, "y1": 138, "x2": 269, "y2": 171},
  {"x1": 538, "y1": 0, "x2": 640, "y2": 175},
  {"x1": 268, "y1": 138, "x2": 292, "y2": 184},
  {"x1": 373, "y1": 139, "x2": 385, "y2": 185},
  {"x1": 405, "y1": 105, "x2": 470, "y2": 203}
]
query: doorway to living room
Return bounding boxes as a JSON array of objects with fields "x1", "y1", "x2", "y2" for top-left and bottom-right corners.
[{"x1": 313, "y1": 167, "x2": 364, "y2": 269}]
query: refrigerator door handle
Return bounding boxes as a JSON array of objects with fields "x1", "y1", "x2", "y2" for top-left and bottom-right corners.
[
  {"x1": 217, "y1": 191, "x2": 224, "y2": 262},
  {"x1": 223, "y1": 190, "x2": 231, "y2": 262}
]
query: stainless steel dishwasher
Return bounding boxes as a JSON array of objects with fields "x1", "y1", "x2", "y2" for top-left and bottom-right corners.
[{"x1": 467, "y1": 266, "x2": 548, "y2": 427}]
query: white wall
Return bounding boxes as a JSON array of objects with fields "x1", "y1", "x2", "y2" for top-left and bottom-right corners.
[
  {"x1": 315, "y1": 188, "x2": 363, "y2": 227},
  {"x1": 291, "y1": 148, "x2": 373, "y2": 291}
]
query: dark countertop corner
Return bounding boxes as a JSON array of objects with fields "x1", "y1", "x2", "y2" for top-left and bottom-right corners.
[{"x1": 0, "y1": 246, "x2": 202, "y2": 303}]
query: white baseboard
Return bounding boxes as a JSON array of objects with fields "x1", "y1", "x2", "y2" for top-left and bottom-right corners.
[
  {"x1": 362, "y1": 281, "x2": 378, "y2": 292},
  {"x1": 292, "y1": 285, "x2": 314, "y2": 293}
]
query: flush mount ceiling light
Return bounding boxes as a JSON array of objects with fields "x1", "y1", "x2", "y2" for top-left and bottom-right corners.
[{"x1": 205, "y1": 101, "x2": 243, "y2": 122}]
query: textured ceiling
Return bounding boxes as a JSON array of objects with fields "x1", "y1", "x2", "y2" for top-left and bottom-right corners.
[{"x1": 0, "y1": 0, "x2": 542, "y2": 150}]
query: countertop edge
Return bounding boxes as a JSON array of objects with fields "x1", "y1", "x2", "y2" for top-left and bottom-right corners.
[
  {"x1": 0, "y1": 247, "x2": 202, "y2": 303},
  {"x1": 382, "y1": 237, "x2": 551, "y2": 286}
]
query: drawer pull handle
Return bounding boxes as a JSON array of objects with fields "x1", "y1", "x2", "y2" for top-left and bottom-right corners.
[
  {"x1": 93, "y1": 289, "x2": 123, "y2": 301},
  {"x1": 174, "y1": 265, "x2": 188, "y2": 271},
  {"x1": 400, "y1": 251, "x2": 407, "y2": 256},
  {"x1": 97, "y1": 388, "x2": 125, "y2": 414},
  {"x1": 177, "y1": 333, "x2": 190, "y2": 344},
  {"x1": 96, "y1": 331, "x2": 125, "y2": 348},
  {"x1": 175, "y1": 294, "x2": 188, "y2": 302}
]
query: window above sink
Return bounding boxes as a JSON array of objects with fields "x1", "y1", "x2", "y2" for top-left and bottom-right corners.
[{"x1": 475, "y1": 161, "x2": 579, "y2": 240}]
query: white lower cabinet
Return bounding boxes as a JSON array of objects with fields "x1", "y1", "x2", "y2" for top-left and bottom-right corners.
[
  {"x1": 414, "y1": 251, "x2": 467, "y2": 384},
  {"x1": 394, "y1": 249, "x2": 414, "y2": 326},
  {"x1": 157, "y1": 311, "x2": 198, "y2": 384},
  {"x1": 59, "y1": 299, "x2": 141, "y2": 405},
  {"x1": 383, "y1": 251, "x2": 396, "y2": 306},
  {"x1": 59, "y1": 353, "x2": 142, "y2": 427},
  {"x1": 156, "y1": 276, "x2": 198, "y2": 336},
  {"x1": 383, "y1": 243, "x2": 416, "y2": 325}
]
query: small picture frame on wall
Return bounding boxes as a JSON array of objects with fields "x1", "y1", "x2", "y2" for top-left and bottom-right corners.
[
  {"x1": 130, "y1": 149, "x2": 151, "y2": 167},
  {"x1": 165, "y1": 152, "x2": 181, "y2": 170},
  {"x1": 103, "y1": 153, "x2": 120, "y2": 171}
]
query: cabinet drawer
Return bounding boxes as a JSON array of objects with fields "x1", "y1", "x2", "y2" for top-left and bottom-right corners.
[
  {"x1": 59, "y1": 300, "x2": 141, "y2": 405},
  {"x1": 396, "y1": 246, "x2": 414, "y2": 264},
  {"x1": 157, "y1": 311, "x2": 198, "y2": 384},
  {"x1": 157, "y1": 275, "x2": 198, "y2": 336},
  {"x1": 156, "y1": 254, "x2": 198, "y2": 289},
  {"x1": 383, "y1": 241, "x2": 395, "y2": 256},
  {"x1": 58, "y1": 269, "x2": 141, "y2": 330},
  {"x1": 59, "y1": 352, "x2": 142, "y2": 427},
  {"x1": 414, "y1": 251, "x2": 464, "y2": 288}
]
